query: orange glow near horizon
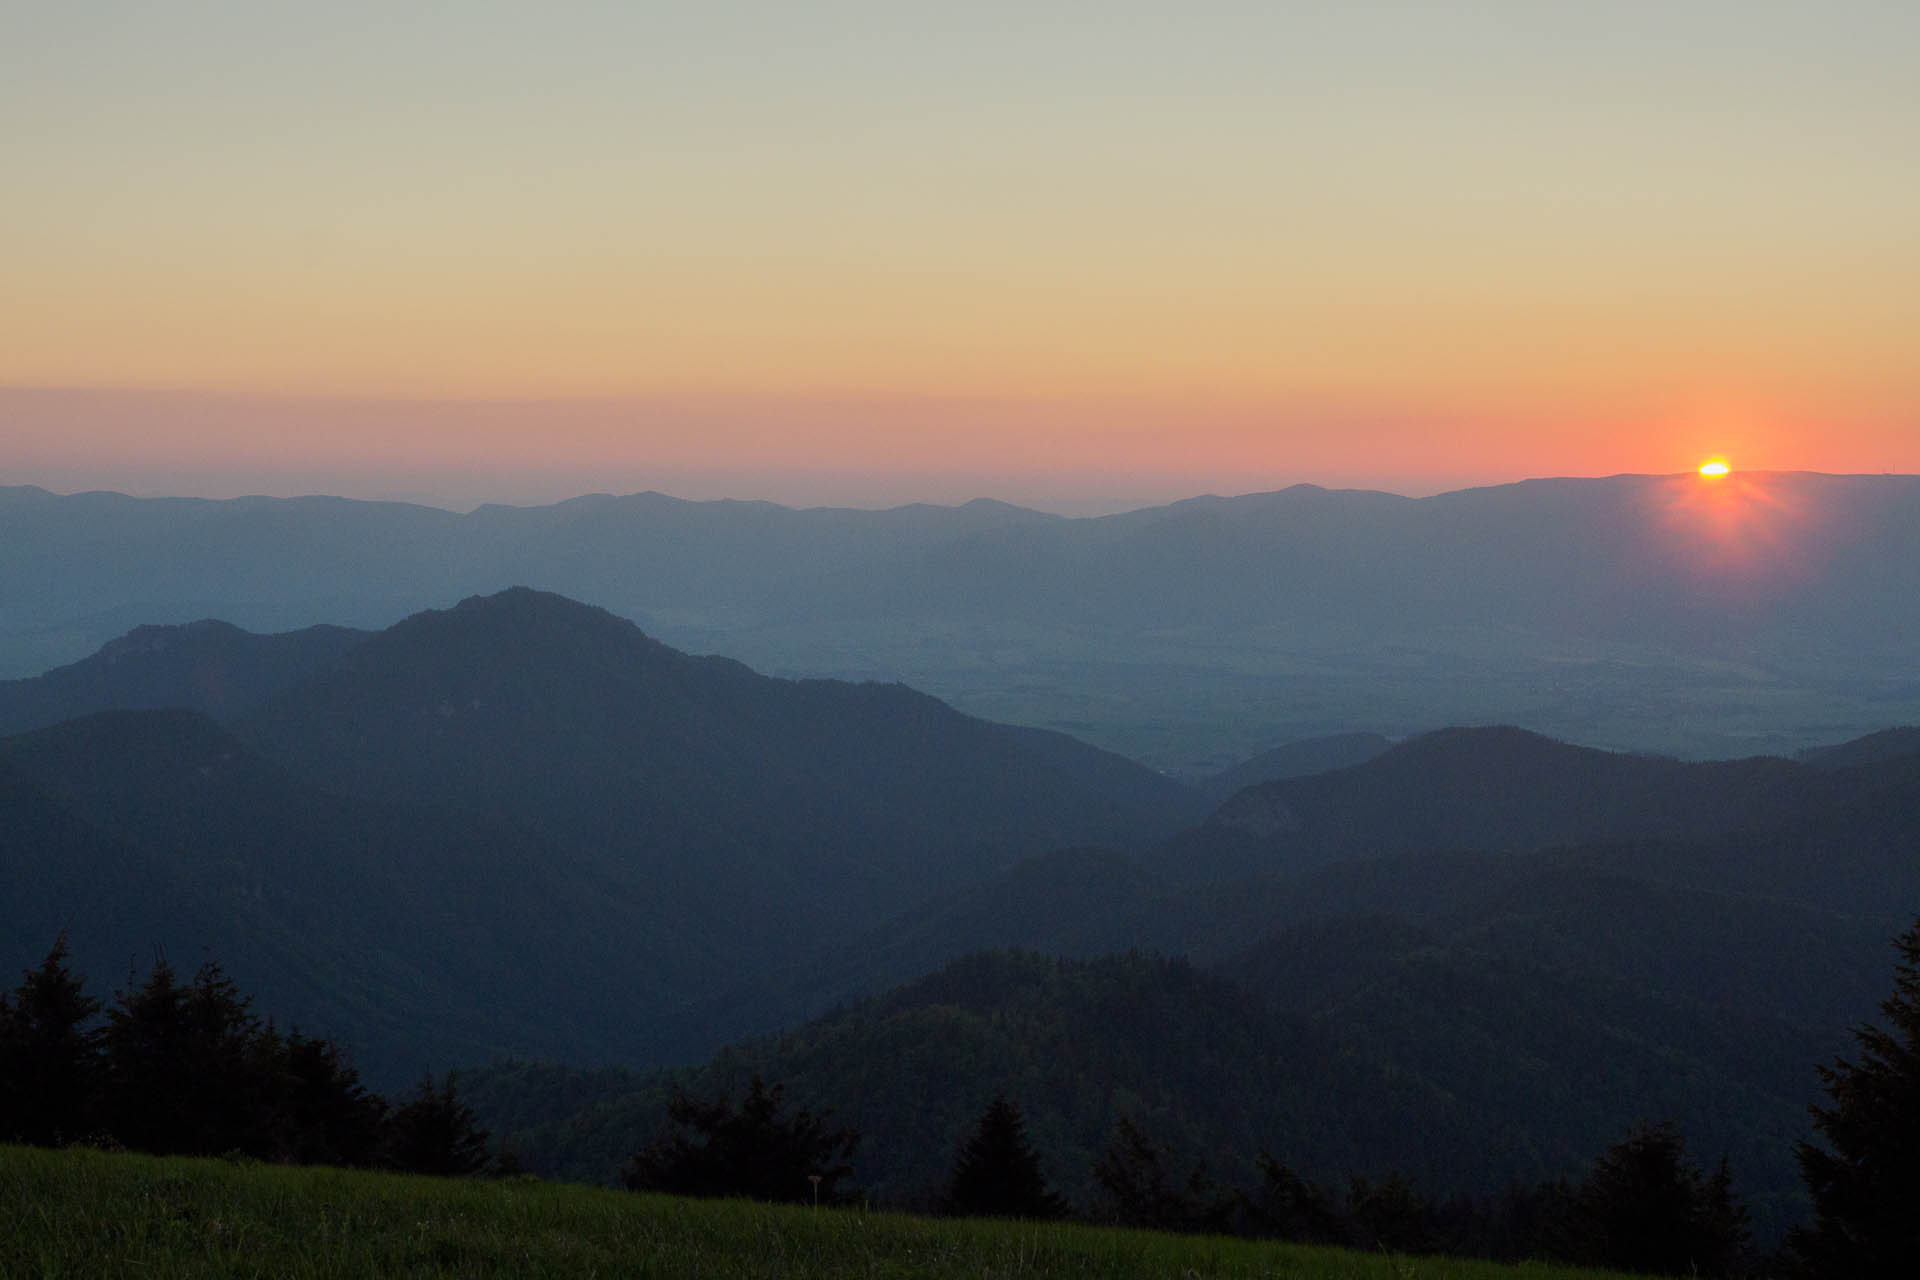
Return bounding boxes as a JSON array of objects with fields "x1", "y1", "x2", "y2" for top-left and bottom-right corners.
[
  {"x1": 2, "y1": 382, "x2": 1912, "y2": 513},
  {"x1": 1644, "y1": 467, "x2": 1837, "y2": 609},
  {"x1": 1699, "y1": 460, "x2": 1732, "y2": 478},
  {"x1": 5, "y1": 3, "x2": 1917, "y2": 507}
]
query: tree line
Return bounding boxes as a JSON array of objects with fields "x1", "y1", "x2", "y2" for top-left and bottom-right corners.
[
  {"x1": 620, "y1": 1072, "x2": 1752, "y2": 1274},
  {"x1": 8, "y1": 917, "x2": 1917, "y2": 1278},
  {"x1": 620, "y1": 917, "x2": 1920, "y2": 1279},
  {"x1": 0, "y1": 938, "x2": 493, "y2": 1176}
]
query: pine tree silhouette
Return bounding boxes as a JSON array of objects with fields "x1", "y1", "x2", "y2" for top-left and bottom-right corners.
[
  {"x1": 0, "y1": 935, "x2": 102, "y2": 1145},
  {"x1": 1092, "y1": 1113, "x2": 1232, "y2": 1233},
  {"x1": 1346, "y1": 1172, "x2": 1438, "y2": 1255},
  {"x1": 101, "y1": 956, "x2": 274, "y2": 1155},
  {"x1": 1792, "y1": 915, "x2": 1920, "y2": 1277},
  {"x1": 622, "y1": 1074, "x2": 859, "y2": 1204},
  {"x1": 385, "y1": 1070, "x2": 491, "y2": 1176},
  {"x1": 1252, "y1": 1155, "x2": 1344, "y2": 1244},
  {"x1": 102, "y1": 955, "x2": 193, "y2": 1153},
  {"x1": 1578, "y1": 1120, "x2": 1746, "y2": 1277},
  {"x1": 282, "y1": 1031, "x2": 387, "y2": 1167},
  {"x1": 944, "y1": 1095, "x2": 1065, "y2": 1219},
  {"x1": 4, "y1": 941, "x2": 404, "y2": 1169},
  {"x1": 179, "y1": 960, "x2": 272, "y2": 1155}
]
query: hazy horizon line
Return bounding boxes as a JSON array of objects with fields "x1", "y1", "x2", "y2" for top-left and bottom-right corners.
[{"x1": 10, "y1": 467, "x2": 1914, "y2": 522}]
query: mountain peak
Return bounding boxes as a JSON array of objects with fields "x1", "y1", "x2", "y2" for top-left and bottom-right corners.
[
  {"x1": 450, "y1": 585, "x2": 600, "y2": 617},
  {"x1": 409, "y1": 587, "x2": 666, "y2": 650},
  {"x1": 242, "y1": 589, "x2": 1196, "y2": 876}
]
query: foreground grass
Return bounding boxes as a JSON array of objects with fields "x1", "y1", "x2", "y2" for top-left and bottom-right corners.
[{"x1": 0, "y1": 1145, "x2": 1626, "y2": 1280}]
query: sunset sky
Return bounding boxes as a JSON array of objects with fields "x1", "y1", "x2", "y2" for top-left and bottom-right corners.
[{"x1": 5, "y1": 1, "x2": 1916, "y2": 511}]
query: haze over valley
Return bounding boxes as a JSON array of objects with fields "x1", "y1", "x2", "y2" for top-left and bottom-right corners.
[{"x1": 7, "y1": 470, "x2": 1918, "y2": 773}]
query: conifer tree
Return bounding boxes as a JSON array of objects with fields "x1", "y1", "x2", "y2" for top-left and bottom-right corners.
[
  {"x1": 945, "y1": 1095, "x2": 1066, "y2": 1219},
  {"x1": 622, "y1": 1074, "x2": 859, "y2": 1204},
  {"x1": 1792, "y1": 916, "x2": 1920, "y2": 1277},
  {"x1": 1252, "y1": 1155, "x2": 1344, "y2": 1244},
  {"x1": 0, "y1": 935, "x2": 102, "y2": 1145},
  {"x1": 101, "y1": 955, "x2": 191, "y2": 1153},
  {"x1": 1092, "y1": 1113, "x2": 1232, "y2": 1233},
  {"x1": 181, "y1": 960, "x2": 270, "y2": 1155},
  {"x1": 0, "y1": 994, "x2": 11, "y2": 1129},
  {"x1": 385, "y1": 1071, "x2": 492, "y2": 1177},
  {"x1": 281, "y1": 1031, "x2": 387, "y2": 1167},
  {"x1": 6, "y1": 943, "x2": 398, "y2": 1168},
  {"x1": 1578, "y1": 1120, "x2": 1746, "y2": 1277},
  {"x1": 1346, "y1": 1173, "x2": 1438, "y2": 1255},
  {"x1": 101, "y1": 956, "x2": 272, "y2": 1155},
  {"x1": 1700, "y1": 1156, "x2": 1751, "y2": 1271}
]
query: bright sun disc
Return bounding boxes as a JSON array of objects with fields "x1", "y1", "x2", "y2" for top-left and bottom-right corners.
[{"x1": 1698, "y1": 460, "x2": 1731, "y2": 477}]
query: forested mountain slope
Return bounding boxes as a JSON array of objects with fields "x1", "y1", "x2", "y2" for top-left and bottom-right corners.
[
  {"x1": 237, "y1": 588, "x2": 1200, "y2": 930},
  {"x1": 469, "y1": 951, "x2": 1505, "y2": 1207},
  {"x1": 0, "y1": 709, "x2": 658, "y2": 1077},
  {"x1": 466, "y1": 933, "x2": 1835, "y2": 1241},
  {"x1": 1157, "y1": 724, "x2": 1911, "y2": 882},
  {"x1": 750, "y1": 725, "x2": 1919, "y2": 1036},
  {"x1": 0, "y1": 590, "x2": 1199, "y2": 1079},
  {"x1": 468, "y1": 728, "x2": 1920, "y2": 1242}
]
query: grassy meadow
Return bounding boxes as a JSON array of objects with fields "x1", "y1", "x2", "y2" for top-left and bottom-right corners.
[{"x1": 0, "y1": 1144, "x2": 1633, "y2": 1280}]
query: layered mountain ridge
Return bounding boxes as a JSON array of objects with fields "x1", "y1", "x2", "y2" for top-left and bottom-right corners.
[{"x1": 8, "y1": 472, "x2": 1919, "y2": 765}]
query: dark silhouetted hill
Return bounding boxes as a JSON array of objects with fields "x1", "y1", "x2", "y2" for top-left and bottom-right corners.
[
  {"x1": 467, "y1": 950, "x2": 1502, "y2": 1209},
  {"x1": 238, "y1": 589, "x2": 1200, "y2": 936},
  {"x1": 0, "y1": 708, "x2": 685, "y2": 1079},
  {"x1": 1160, "y1": 726, "x2": 1819, "y2": 881},
  {"x1": 0, "y1": 619, "x2": 367, "y2": 736},
  {"x1": 1795, "y1": 726, "x2": 1920, "y2": 771},
  {"x1": 1, "y1": 590, "x2": 1201, "y2": 1078}
]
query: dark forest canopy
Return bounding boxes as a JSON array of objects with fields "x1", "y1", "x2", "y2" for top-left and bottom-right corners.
[
  {"x1": 461, "y1": 944, "x2": 1819, "y2": 1250},
  {"x1": 472, "y1": 920, "x2": 1920, "y2": 1272}
]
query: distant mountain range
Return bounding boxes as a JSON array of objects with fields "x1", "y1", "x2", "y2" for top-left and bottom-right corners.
[{"x1": 7, "y1": 473, "x2": 1920, "y2": 767}]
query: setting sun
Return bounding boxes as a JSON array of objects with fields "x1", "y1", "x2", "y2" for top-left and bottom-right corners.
[{"x1": 1699, "y1": 460, "x2": 1732, "y2": 478}]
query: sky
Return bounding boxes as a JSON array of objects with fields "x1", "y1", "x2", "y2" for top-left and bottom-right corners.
[{"x1": 4, "y1": 1, "x2": 1916, "y2": 512}]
